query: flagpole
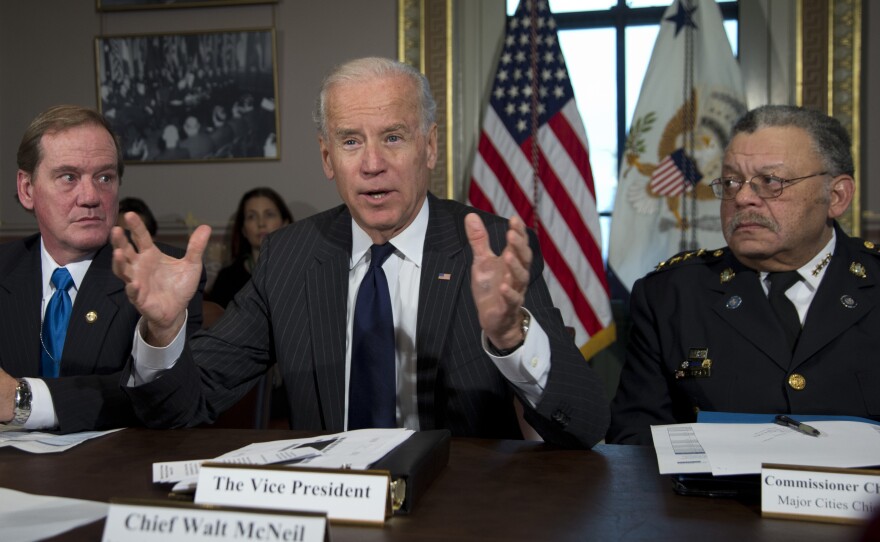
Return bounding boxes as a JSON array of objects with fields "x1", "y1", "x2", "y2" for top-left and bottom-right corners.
[
  {"x1": 682, "y1": 0, "x2": 696, "y2": 252},
  {"x1": 528, "y1": 0, "x2": 540, "y2": 233}
]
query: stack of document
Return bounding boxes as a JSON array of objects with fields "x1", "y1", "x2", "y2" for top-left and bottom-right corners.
[
  {"x1": 651, "y1": 420, "x2": 880, "y2": 476},
  {"x1": 154, "y1": 428, "x2": 414, "y2": 492}
]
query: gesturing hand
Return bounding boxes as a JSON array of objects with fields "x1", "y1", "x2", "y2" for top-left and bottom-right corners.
[
  {"x1": 464, "y1": 213, "x2": 532, "y2": 350},
  {"x1": 111, "y1": 212, "x2": 211, "y2": 346}
]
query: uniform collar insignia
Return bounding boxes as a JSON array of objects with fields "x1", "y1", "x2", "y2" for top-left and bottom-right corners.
[
  {"x1": 719, "y1": 268, "x2": 735, "y2": 284},
  {"x1": 812, "y1": 253, "x2": 832, "y2": 277},
  {"x1": 850, "y1": 261, "x2": 867, "y2": 279}
]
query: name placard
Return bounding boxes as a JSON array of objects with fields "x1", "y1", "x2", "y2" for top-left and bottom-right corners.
[
  {"x1": 102, "y1": 499, "x2": 328, "y2": 542},
  {"x1": 194, "y1": 463, "x2": 391, "y2": 525},
  {"x1": 761, "y1": 463, "x2": 880, "y2": 524}
]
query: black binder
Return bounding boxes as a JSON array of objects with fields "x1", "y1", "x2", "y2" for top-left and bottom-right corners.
[{"x1": 370, "y1": 429, "x2": 451, "y2": 514}]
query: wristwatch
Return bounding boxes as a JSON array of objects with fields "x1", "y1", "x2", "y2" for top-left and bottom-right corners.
[
  {"x1": 487, "y1": 309, "x2": 531, "y2": 357},
  {"x1": 10, "y1": 379, "x2": 32, "y2": 426}
]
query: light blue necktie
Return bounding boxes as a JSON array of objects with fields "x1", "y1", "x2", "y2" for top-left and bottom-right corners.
[
  {"x1": 41, "y1": 267, "x2": 74, "y2": 378},
  {"x1": 348, "y1": 243, "x2": 397, "y2": 429}
]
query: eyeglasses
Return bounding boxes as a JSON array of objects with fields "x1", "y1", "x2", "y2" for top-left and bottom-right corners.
[{"x1": 709, "y1": 172, "x2": 828, "y2": 200}]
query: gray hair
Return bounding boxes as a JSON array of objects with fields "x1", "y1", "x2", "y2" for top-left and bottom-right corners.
[
  {"x1": 313, "y1": 57, "x2": 437, "y2": 139},
  {"x1": 730, "y1": 105, "x2": 854, "y2": 177}
]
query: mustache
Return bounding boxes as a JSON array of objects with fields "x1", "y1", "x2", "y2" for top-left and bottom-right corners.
[{"x1": 725, "y1": 212, "x2": 779, "y2": 237}]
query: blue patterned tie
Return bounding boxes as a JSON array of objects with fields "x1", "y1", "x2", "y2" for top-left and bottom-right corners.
[
  {"x1": 41, "y1": 267, "x2": 74, "y2": 378},
  {"x1": 349, "y1": 243, "x2": 397, "y2": 429}
]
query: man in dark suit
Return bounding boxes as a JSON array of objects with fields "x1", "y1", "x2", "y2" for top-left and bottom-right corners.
[
  {"x1": 608, "y1": 105, "x2": 878, "y2": 445},
  {"x1": 113, "y1": 57, "x2": 609, "y2": 448},
  {"x1": 0, "y1": 105, "x2": 203, "y2": 433}
]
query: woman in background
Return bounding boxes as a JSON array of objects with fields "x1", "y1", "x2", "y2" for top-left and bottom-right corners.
[{"x1": 207, "y1": 187, "x2": 294, "y2": 308}]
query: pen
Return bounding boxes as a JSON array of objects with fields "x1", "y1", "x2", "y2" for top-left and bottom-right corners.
[{"x1": 774, "y1": 414, "x2": 821, "y2": 437}]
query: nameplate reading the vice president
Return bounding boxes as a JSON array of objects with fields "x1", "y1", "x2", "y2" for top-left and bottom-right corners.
[
  {"x1": 194, "y1": 463, "x2": 392, "y2": 525},
  {"x1": 761, "y1": 463, "x2": 880, "y2": 524},
  {"x1": 102, "y1": 499, "x2": 328, "y2": 542}
]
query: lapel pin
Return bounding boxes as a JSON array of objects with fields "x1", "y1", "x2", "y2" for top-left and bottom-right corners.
[
  {"x1": 720, "y1": 268, "x2": 735, "y2": 284},
  {"x1": 85, "y1": 311, "x2": 98, "y2": 323},
  {"x1": 437, "y1": 272, "x2": 452, "y2": 281},
  {"x1": 725, "y1": 295, "x2": 742, "y2": 309},
  {"x1": 840, "y1": 295, "x2": 857, "y2": 309},
  {"x1": 849, "y1": 262, "x2": 867, "y2": 278}
]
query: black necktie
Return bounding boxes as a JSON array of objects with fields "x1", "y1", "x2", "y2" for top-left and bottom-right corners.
[
  {"x1": 41, "y1": 267, "x2": 74, "y2": 378},
  {"x1": 349, "y1": 243, "x2": 396, "y2": 430},
  {"x1": 767, "y1": 271, "x2": 802, "y2": 351}
]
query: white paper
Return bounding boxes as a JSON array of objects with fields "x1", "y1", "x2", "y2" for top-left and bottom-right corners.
[
  {"x1": 651, "y1": 421, "x2": 880, "y2": 476},
  {"x1": 696, "y1": 421, "x2": 880, "y2": 476},
  {"x1": 0, "y1": 487, "x2": 108, "y2": 542},
  {"x1": 0, "y1": 428, "x2": 124, "y2": 453},
  {"x1": 650, "y1": 424, "x2": 713, "y2": 474}
]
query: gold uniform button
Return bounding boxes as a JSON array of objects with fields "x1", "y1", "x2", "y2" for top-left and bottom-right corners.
[
  {"x1": 85, "y1": 311, "x2": 98, "y2": 323},
  {"x1": 788, "y1": 373, "x2": 806, "y2": 391}
]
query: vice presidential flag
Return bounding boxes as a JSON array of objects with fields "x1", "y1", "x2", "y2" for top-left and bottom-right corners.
[
  {"x1": 608, "y1": 0, "x2": 747, "y2": 292},
  {"x1": 468, "y1": 0, "x2": 614, "y2": 358}
]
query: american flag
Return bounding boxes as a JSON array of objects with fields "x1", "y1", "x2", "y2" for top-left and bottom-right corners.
[
  {"x1": 468, "y1": 0, "x2": 614, "y2": 358},
  {"x1": 649, "y1": 149, "x2": 703, "y2": 197}
]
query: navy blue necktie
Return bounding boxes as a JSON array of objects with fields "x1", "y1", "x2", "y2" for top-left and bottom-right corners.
[
  {"x1": 767, "y1": 271, "x2": 802, "y2": 351},
  {"x1": 349, "y1": 243, "x2": 397, "y2": 430},
  {"x1": 41, "y1": 267, "x2": 74, "y2": 378}
]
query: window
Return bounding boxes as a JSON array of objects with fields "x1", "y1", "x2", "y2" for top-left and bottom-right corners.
[{"x1": 506, "y1": 0, "x2": 738, "y2": 259}]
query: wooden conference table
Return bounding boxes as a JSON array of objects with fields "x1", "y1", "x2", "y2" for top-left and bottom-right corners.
[{"x1": 0, "y1": 428, "x2": 865, "y2": 541}]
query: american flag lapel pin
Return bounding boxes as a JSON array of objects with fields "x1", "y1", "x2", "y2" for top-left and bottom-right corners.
[{"x1": 437, "y1": 272, "x2": 452, "y2": 281}]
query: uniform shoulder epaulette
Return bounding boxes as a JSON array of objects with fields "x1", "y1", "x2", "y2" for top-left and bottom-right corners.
[{"x1": 652, "y1": 247, "x2": 726, "y2": 273}]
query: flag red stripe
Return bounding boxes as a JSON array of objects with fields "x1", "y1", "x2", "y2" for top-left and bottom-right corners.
[
  {"x1": 537, "y1": 224, "x2": 604, "y2": 334},
  {"x1": 521, "y1": 131, "x2": 608, "y2": 292},
  {"x1": 478, "y1": 132, "x2": 535, "y2": 224}
]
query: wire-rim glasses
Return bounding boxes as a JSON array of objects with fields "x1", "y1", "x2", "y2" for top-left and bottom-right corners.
[{"x1": 709, "y1": 172, "x2": 828, "y2": 200}]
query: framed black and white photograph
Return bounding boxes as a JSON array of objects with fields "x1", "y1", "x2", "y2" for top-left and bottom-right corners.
[
  {"x1": 96, "y1": 0, "x2": 278, "y2": 12},
  {"x1": 95, "y1": 28, "x2": 279, "y2": 163}
]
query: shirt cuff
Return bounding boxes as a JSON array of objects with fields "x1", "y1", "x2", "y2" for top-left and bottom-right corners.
[
  {"x1": 128, "y1": 312, "x2": 187, "y2": 387},
  {"x1": 21, "y1": 377, "x2": 58, "y2": 430},
  {"x1": 482, "y1": 308, "x2": 551, "y2": 407}
]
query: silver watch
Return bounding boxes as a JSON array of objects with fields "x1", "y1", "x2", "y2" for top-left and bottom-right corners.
[{"x1": 11, "y1": 379, "x2": 32, "y2": 426}]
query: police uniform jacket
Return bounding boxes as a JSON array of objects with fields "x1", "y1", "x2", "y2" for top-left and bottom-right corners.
[{"x1": 608, "y1": 222, "x2": 880, "y2": 445}]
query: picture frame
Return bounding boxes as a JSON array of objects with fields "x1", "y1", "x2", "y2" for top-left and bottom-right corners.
[
  {"x1": 95, "y1": 28, "x2": 279, "y2": 163},
  {"x1": 96, "y1": 0, "x2": 278, "y2": 12}
]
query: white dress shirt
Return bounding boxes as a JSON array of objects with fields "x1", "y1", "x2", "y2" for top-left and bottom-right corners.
[
  {"x1": 759, "y1": 231, "x2": 836, "y2": 326},
  {"x1": 19, "y1": 240, "x2": 93, "y2": 430}
]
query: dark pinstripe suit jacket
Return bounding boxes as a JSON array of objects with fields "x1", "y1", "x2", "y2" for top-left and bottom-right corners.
[
  {"x1": 0, "y1": 234, "x2": 204, "y2": 433},
  {"x1": 126, "y1": 195, "x2": 610, "y2": 447}
]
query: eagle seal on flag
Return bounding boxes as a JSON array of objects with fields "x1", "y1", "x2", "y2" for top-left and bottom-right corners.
[{"x1": 622, "y1": 86, "x2": 745, "y2": 230}]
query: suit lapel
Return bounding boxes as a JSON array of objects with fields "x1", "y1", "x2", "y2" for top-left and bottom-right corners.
[
  {"x1": 794, "y1": 240, "x2": 875, "y2": 367},
  {"x1": 61, "y1": 244, "x2": 123, "y2": 375},
  {"x1": 415, "y1": 196, "x2": 468, "y2": 430},
  {"x1": 0, "y1": 238, "x2": 43, "y2": 375},
  {"x1": 710, "y1": 259, "x2": 792, "y2": 371},
  {"x1": 307, "y1": 209, "x2": 352, "y2": 431}
]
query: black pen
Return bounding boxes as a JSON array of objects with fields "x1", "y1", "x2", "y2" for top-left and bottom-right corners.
[{"x1": 774, "y1": 414, "x2": 821, "y2": 437}]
